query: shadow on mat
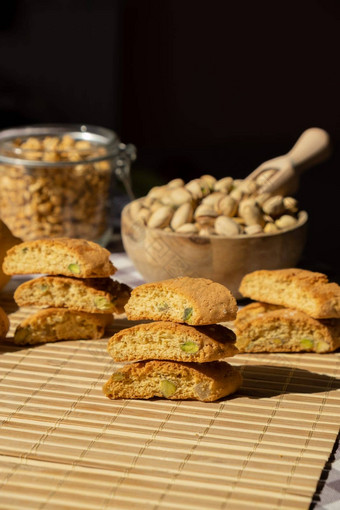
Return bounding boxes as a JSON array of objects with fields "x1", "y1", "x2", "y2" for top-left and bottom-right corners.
[
  {"x1": 237, "y1": 364, "x2": 340, "y2": 398},
  {"x1": 0, "y1": 338, "x2": 39, "y2": 354}
]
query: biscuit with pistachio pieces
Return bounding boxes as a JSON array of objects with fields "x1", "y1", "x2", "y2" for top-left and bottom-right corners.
[
  {"x1": 125, "y1": 276, "x2": 237, "y2": 325},
  {"x1": 239, "y1": 268, "x2": 340, "y2": 319},
  {"x1": 0, "y1": 306, "x2": 10, "y2": 339},
  {"x1": 234, "y1": 302, "x2": 340, "y2": 353},
  {"x1": 103, "y1": 360, "x2": 243, "y2": 402},
  {"x1": 107, "y1": 321, "x2": 238, "y2": 362},
  {"x1": 14, "y1": 276, "x2": 131, "y2": 314},
  {"x1": 13, "y1": 308, "x2": 113, "y2": 345},
  {"x1": 2, "y1": 238, "x2": 116, "y2": 278}
]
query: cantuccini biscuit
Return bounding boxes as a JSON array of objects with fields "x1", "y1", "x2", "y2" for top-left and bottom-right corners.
[
  {"x1": 2, "y1": 238, "x2": 116, "y2": 278},
  {"x1": 0, "y1": 306, "x2": 9, "y2": 339},
  {"x1": 103, "y1": 360, "x2": 243, "y2": 402},
  {"x1": 125, "y1": 277, "x2": 237, "y2": 325},
  {"x1": 107, "y1": 321, "x2": 238, "y2": 362},
  {"x1": 14, "y1": 276, "x2": 131, "y2": 314},
  {"x1": 235, "y1": 302, "x2": 340, "y2": 353},
  {"x1": 239, "y1": 268, "x2": 340, "y2": 319},
  {"x1": 13, "y1": 308, "x2": 113, "y2": 345}
]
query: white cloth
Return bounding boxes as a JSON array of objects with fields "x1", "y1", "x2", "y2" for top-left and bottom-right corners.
[{"x1": 110, "y1": 252, "x2": 145, "y2": 288}]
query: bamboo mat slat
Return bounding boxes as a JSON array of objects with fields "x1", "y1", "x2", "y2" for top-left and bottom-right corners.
[{"x1": 0, "y1": 294, "x2": 339, "y2": 510}]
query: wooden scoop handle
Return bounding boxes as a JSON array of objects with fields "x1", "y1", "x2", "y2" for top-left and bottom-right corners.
[
  {"x1": 245, "y1": 127, "x2": 332, "y2": 196},
  {"x1": 287, "y1": 127, "x2": 331, "y2": 175}
]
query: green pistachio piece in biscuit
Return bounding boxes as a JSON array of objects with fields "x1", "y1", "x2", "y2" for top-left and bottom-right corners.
[
  {"x1": 68, "y1": 263, "x2": 81, "y2": 275},
  {"x1": 157, "y1": 301, "x2": 169, "y2": 312},
  {"x1": 245, "y1": 341, "x2": 255, "y2": 352},
  {"x1": 94, "y1": 296, "x2": 112, "y2": 311},
  {"x1": 194, "y1": 383, "x2": 211, "y2": 401},
  {"x1": 22, "y1": 247, "x2": 28, "y2": 254},
  {"x1": 14, "y1": 327, "x2": 29, "y2": 343},
  {"x1": 270, "y1": 338, "x2": 282, "y2": 345},
  {"x1": 111, "y1": 372, "x2": 125, "y2": 381},
  {"x1": 315, "y1": 340, "x2": 329, "y2": 353},
  {"x1": 39, "y1": 284, "x2": 49, "y2": 293},
  {"x1": 160, "y1": 379, "x2": 177, "y2": 398},
  {"x1": 183, "y1": 307, "x2": 193, "y2": 321},
  {"x1": 180, "y1": 341, "x2": 200, "y2": 354},
  {"x1": 300, "y1": 338, "x2": 314, "y2": 350}
]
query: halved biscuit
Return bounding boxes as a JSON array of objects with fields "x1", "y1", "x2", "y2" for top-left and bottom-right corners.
[
  {"x1": 14, "y1": 276, "x2": 131, "y2": 314},
  {"x1": 235, "y1": 302, "x2": 340, "y2": 353},
  {"x1": 2, "y1": 238, "x2": 116, "y2": 278},
  {"x1": 239, "y1": 268, "x2": 340, "y2": 319},
  {"x1": 108, "y1": 321, "x2": 238, "y2": 362},
  {"x1": 103, "y1": 360, "x2": 243, "y2": 402},
  {"x1": 125, "y1": 277, "x2": 237, "y2": 325},
  {"x1": 13, "y1": 308, "x2": 113, "y2": 345},
  {"x1": 0, "y1": 306, "x2": 9, "y2": 339}
]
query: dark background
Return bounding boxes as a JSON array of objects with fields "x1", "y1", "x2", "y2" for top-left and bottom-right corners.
[{"x1": 0, "y1": 0, "x2": 339, "y2": 276}]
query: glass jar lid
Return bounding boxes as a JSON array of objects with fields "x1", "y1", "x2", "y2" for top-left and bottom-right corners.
[{"x1": 0, "y1": 124, "x2": 122, "y2": 166}]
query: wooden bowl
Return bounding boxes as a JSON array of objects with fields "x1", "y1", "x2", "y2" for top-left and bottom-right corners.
[{"x1": 121, "y1": 201, "x2": 308, "y2": 299}]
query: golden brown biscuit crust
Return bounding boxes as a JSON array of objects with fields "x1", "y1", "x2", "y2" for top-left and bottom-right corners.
[
  {"x1": 108, "y1": 321, "x2": 238, "y2": 362},
  {"x1": 234, "y1": 302, "x2": 283, "y2": 329},
  {"x1": 103, "y1": 360, "x2": 243, "y2": 402},
  {"x1": 239, "y1": 268, "x2": 340, "y2": 319},
  {"x1": 3, "y1": 238, "x2": 116, "y2": 278},
  {"x1": 14, "y1": 276, "x2": 130, "y2": 314},
  {"x1": 125, "y1": 277, "x2": 237, "y2": 325},
  {"x1": 235, "y1": 302, "x2": 340, "y2": 353},
  {"x1": 13, "y1": 307, "x2": 113, "y2": 345},
  {"x1": 0, "y1": 306, "x2": 10, "y2": 339}
]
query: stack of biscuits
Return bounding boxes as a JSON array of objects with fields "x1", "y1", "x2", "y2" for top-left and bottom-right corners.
[
  {"x1": 2, "y1": 238, "x2": 131, "y2": 345},
  {"x1": 235, "y1": 268, "x2": 340, "y2": 353},
  {"x1": 103, "y1": 276, "x2": 243, "y2": 402}
]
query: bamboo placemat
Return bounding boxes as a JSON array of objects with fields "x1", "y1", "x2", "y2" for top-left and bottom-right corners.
[{"x1": 0, "y1": 295, "x2": 339, "y2": 509}]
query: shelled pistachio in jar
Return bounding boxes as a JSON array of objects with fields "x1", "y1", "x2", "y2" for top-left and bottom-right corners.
[
  {"x1": 0, "y1": 134, "x2": 111, "y2": 242},
  {"x1": 131, "y1": 174, "x2": 304, "y2": 236}
]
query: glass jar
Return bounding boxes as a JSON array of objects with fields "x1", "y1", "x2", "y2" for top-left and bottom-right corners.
[{"x1": 0, "y1": 124, "x2": 136, "y2": 245}]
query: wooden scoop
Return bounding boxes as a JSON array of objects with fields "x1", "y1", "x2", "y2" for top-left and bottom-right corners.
[{"x1": 244, "y1": 127, "x2": 332, "y2": 196}]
